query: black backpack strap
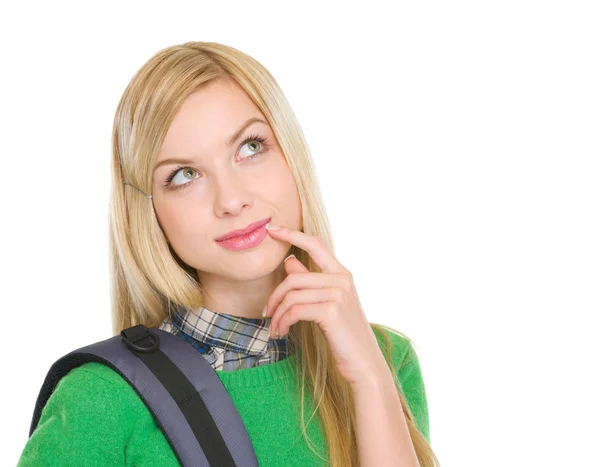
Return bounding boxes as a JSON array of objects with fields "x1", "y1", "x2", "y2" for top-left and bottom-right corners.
[{"x1": 29, "y1": 325, "x2": 259, "y2": 467}]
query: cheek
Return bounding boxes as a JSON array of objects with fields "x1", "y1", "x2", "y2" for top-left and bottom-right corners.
[
  {"x1": 157, "y1": 202, "x2": 211, "y2": 243},
  {"x1": 269, "y1": 166, "x2": 303, "y2": 226},
  {"x1": 152, "y1": 201, "x2": 174, "y2": 236},
  {"x1": 267, "y1": 160, "x2": 298, "y2": 198}
]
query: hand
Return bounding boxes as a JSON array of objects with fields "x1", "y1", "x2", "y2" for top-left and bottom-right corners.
[{"x1": 264, "y1": 223, "x2": 390, "y2": 387}]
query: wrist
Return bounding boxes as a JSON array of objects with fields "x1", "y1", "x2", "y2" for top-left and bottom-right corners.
[{"x1": 350, "y1": 357, "x2": 395, "y2": 393}]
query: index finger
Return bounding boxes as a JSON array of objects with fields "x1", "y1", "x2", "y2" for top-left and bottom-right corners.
[{"x1": 265, "y1": 223, "x2": 346, "y2": 274}]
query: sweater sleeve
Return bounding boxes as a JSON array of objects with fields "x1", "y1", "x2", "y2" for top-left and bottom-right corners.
[
  {"x1": 371, "y1": 324, "x2": 432, "y2": 445},
  {"x1": 396, "y1": 340, "x2": 431, "y2": 444},
  {"x1": 17, "y1": 365, "x2": 128, "y2": 466}
]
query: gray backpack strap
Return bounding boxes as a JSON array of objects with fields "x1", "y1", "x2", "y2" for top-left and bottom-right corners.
[{"x1": 28, "y1": 325, "x2": 259, "y2": 467}]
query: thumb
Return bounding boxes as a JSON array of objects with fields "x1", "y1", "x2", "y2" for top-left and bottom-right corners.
[{"x1": 283, "y1": 254, "x2": 309, "y2": 274}]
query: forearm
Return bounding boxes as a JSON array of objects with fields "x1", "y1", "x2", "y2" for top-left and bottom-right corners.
[{"x1": 352, "y1": 368, "x2": 420, "y2": 467}]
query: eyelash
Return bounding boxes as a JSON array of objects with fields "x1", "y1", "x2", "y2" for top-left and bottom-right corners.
[{"x1": 163, "y1": 134, "x2": 269, "y2": 191}]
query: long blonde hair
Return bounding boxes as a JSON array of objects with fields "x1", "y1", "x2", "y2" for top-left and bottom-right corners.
[{"x1": 108, "y1": 41, "x2": 439, "y2": 466}]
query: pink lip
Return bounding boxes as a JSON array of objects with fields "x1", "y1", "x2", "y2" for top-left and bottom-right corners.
[
  {"x1": 215, "y1": 223, "x2": 269, "y2": 251},
  {"x1": 215, "y1": 217, "x2": 271, "y2": 241}
]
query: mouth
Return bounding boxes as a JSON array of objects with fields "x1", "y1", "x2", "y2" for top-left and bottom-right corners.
[
  {"x1": 215, "y1": 220, "x2": 270, "y2": 251},
  {"x1": 215, "y1": 217, "x2": 272, "y2": 242}
]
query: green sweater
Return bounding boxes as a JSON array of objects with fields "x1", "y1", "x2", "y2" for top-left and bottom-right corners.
[{"x1": 17, "y1": 326, "x2": 430, "y2": 466}]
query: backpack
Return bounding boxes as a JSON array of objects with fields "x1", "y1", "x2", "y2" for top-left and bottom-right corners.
[{"x1": 27, "y1": 324, "x2": 259, "y2": 467}]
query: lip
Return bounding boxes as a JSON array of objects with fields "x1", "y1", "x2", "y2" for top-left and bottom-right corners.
[
  {"x1": 215, "y1": 223, "x2": 269, "y2": 251},
  {"x1": 215, "y1": 217, "x2": 272, "y2": 242}
]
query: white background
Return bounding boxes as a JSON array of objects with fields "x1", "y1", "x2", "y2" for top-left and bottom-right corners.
[{"x1": 2, "y1": 1, "x2": 598, "y2": 466}]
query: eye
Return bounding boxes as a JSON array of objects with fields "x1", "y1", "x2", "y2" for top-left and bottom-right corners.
[
  {"x1": 165, "y1": 167, "x2": 200, "y2": 190},
  {"x1": 163, "y1": 134, "x2": 269, "y2": 191},
  {"x1": 239, "y1": 135, "x2": 266, "y2": 159}
]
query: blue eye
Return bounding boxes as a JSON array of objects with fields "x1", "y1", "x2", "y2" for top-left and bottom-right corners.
[{"x1": 163, "y1": 134, "x2": 269, "y2": 191}]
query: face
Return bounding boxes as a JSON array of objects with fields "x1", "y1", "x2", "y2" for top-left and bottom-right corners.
[{"x1": 152, "y1": 78, "x2": 303, "y2": 282}]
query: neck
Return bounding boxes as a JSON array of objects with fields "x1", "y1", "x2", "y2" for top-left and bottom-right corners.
[{"x1": 196, "y1": 260, "x2": 287, "y2": 319}]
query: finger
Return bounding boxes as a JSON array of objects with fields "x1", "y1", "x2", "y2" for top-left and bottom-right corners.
[
  {"x1": 265, "y1": 271, "x2": 348, "y2": 318},
  {"x1": 283, "y1": 254, "x2": 309, "y2": 275},
  {"x1": 261, "y1": 255, "x2": 306, "y2": 318},
  {"x1": 269, "y1": 287, "x2": 339, "y2": 339},
  {"x1": 275, "y1": 301, "x2": 335, "y2": 339},
  {"x1": 269, "y1": 288, "x2": 339, "y2": 338},
  {"x1": 266, "y1": 224, "x2": 347, "y2": 275}
]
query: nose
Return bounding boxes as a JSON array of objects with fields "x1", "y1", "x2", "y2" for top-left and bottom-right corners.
[{"x1": 213, "y1": 171, "x2": 253, "y2": 217}]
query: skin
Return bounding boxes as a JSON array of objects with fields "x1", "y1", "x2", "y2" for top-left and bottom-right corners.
[
  {"x1": 264, "y1": 225, "x2": 420, "y2": 464},
  {"x1": 151, "y1": 78, "x2": 303, "y2": 320}
]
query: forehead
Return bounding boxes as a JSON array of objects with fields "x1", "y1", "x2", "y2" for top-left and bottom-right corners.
[{"x1": 158, "y1": 80, "x2": 266, "y2": 161}]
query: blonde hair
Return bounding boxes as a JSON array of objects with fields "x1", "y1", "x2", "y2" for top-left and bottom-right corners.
[{"x1": 108, "y1": 41, "x2": 439, "y2": 466}]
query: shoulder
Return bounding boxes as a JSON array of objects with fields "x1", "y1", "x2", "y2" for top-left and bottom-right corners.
[
  {"x1": 62, "y1": 361, "x2": 132, "y2": 386},
  {"x1": 58, "y1": 361, "x2": 138, "y2": 396},
  {"x1": 18, "y1": 364, "x2": 152, "y2": 466},
  {"x1": 370, "y1": 322, "x2": 431, "y2": 443},
  {"x1": 50, "y1": 362, "x2": 149, "y2": 420},
  {"x1": 370, "y1": 322, "x2": 416, "y2": 372}
]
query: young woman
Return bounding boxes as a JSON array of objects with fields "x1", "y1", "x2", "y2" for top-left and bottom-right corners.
[{"x1": 18, "y1": 41, "x2": 439, "y2": 467}]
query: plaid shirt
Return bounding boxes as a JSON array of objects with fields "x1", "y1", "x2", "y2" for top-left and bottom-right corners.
[{"x1": 159, "y1": 304, "x2": 293, "y2": 371}]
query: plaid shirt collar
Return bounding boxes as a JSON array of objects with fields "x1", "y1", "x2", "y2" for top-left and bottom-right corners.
[{"x1": 161, "y1": 303, "x2": 292, "y2": 360}]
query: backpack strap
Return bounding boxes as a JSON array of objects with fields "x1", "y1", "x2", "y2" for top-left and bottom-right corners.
[{"x1": 29, "y1": 324, "x2": 259, "y2": 467}]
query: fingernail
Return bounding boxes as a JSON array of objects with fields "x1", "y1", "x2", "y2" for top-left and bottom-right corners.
[
  {"x1": 265, "y1": 222, "x2": 280, "y2": 230},
  {"x1": 284, "y1": 254, "x2": 295, "y2": 263},
  {"x1": 261, "y1": 305, "x2": 267, "y2": 318}
]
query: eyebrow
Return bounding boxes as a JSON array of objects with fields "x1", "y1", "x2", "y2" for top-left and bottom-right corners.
[{"x1": 153, "y1": 116, "x2": 268, "y2": 173}]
